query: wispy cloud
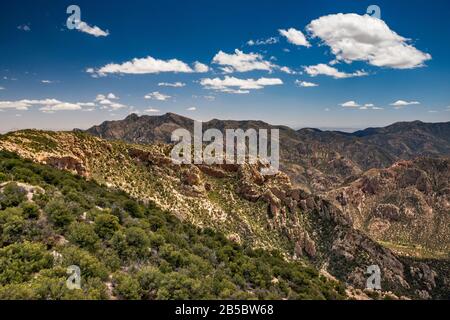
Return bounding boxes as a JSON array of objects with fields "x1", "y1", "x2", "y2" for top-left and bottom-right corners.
[
  {"x1": 279, "y1": 28, "x2": 310, "y2": 47},
  {"x1": 304, "y1": 63, "x2": 367, "y2": 79},
  {"x1": 390, "y1": 100, "x2": 420, "y2": 108},
  {"x1": 158, "y1": 82, "x2": 186, "y2": 87},
  {"x1": 0, "y1": 98, "x2": 97, "y2": 113},
  {"x1": 279, "y1": 66, "x2": 299, "y2": 74},
  {"x1": 77, "y1": 21, "x2": 109, "y2": 37},
  {"x1": 200, "y1": 76, "x2": 283, "y2": 94},
  {"x1": 145, "y1": 108, "x2": 160, "y2": 113},
  {"x1": 17, "y1": 24, "x2": 31, "y2": 32},
  {"x1": 144, "y1": 91, "x2": 171, "y2": 101},
  {"x1": 295, "y1": 80, "x2": 318, "y2": 87},
  {"x1": 247, "y1": 37, "x2": 279, "y2": 46}
]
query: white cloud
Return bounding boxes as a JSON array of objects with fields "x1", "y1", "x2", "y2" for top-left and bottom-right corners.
[
  {"x1": 145, "y1": 108, "x2": 160, "y2": 113},
  {"x1": 339, "y1": 101, "x2": 381, "y2": 110},
  {"x1": 200, "y1": 76, "x2": 283, "y2": 94},
  {"x1": 279, "y1": 28, "x2": 310, "y2": 47},
  {"x1": 390, "y1": 100, "x2": 420, "y2": 107},
  {"x1": 108, "y1": 103, "x2": 126, "y2": 110},
  {"x1": 96, "y1": 93, "x2": 118, "y2": 101},
  {"x1": 340, "y1": 101, "x2": 360, "y2": 108},
  {"x1": 95, "y1": 94, "x2": 106, "y2": 101},
  {"x1": 40, "y1": 103, "x2": 82, "y2": 113},
  {"x1": 186, "y1": 107, "x2": 197, "y2": 111},
  {"x1": 77, "y1": 21, "x2": 109, "y2": 37},
  {"x1": 0, "y1": 98, "x2": 97, "y2": 112},
  {"x1": 194, "y1": 62, "x2": 209, "y2": 73},
  {"x1": 279, "y1": 66, "x2": 298, "y2": 74},
  {"x1": 94, "y1": 93, "x2": 127, "y2": 110},
  {"x1": 307, "y1": 13, "x2": 431, "y2": 69},
  {"x1": 295, "y1": 80, "x2": 318, "y2": 87},
  {"x1": 78, "y1": 102, "x2": 96, "y2": 107},
  {"x1": 428, "y1": 110, "x2": 438, "y2": 113},
  {"x1": 247, "y1": 37, "x2": 279, "y2": 46},
  {"x1": 158, "y1": 82, "x2": 186, "y2": 87},
  {"x1": 0, "y1": 86, "x2": 4, "y2": 90},
  {"x1": 17, "y1": 24, "x2": 31, "y2": 32},
  {"x1": 98, "y1": 100, "x2": 126, "y2": 110},
  {"x1": 0, "y1": 101, "x2": 30, "y2": 110},
  {"x1": 99, "y1": 99, "x2": 112, "y2": 105},
  {"x1": 212, "y1": 49, "x2": 275, "y2": 73},
  {"x1": 41, "y1": 80, "x2": 53, "y2": 84},
  {"x1": 20, "y1": 99, "x2": 62, "y2": 105},
  {"x1": 91, "y1": 55, "x2": 208, "y2": 76},
  {"x1": 304, "y1": 63, "x2": 367, "y2": 79},
  {"x1": 144, "y1": 91, "x2": 171, "y2": 101}
]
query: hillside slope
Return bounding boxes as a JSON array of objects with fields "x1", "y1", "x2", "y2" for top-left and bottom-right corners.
[
  {"x1": 0, "y1": 150, "x2": 346, "y2": 300},
  {"x1": 1, "y1": 130, "x2": 448, "y2": 299},
  {"x1": 325, "y1": 158, "x2": 450, "y2": 257}
]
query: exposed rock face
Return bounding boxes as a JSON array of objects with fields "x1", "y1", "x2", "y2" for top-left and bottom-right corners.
[
  {"x1": 374, "y1": 204, "x2": 402, "y2": 221},
  {"x1": 410, "y1": 263, "x2": 437, "y2": 292},
  {"x1": 182, "y1": 166, "x2": 202, "y2": 187},
  {"x1": 326, "y1": 158, "x2": 450, "y2": 255},
  {"x1": 44, "y1": 156, "x2": 88, "y2": 177},
  {"x1": 295, "y1": 231, "x2": 317, "y2": 258}
]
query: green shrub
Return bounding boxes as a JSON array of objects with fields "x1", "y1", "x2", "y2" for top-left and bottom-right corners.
[
  {"x1": 20, "y1": 202, "x2": 40, "y2": 219},
  {"x1": 0, "y1": 242, "x2": 53, "y2": 285},
  {"x1": 94, "y1": 213, "x2": 120, "y2": 239},
  {"x1": 60, "y1": 246, "x2": 108, "y2": 280},
  {"x1": 44, "y1": 199, "x2": 74, "y2": 229},
  {"x1": 67, "y1": 222, "x2": 100, "y2": 250},
  {"x1": 0, "y1": 182, "x2": 27, "y2": 209},
  {"x1": 122, "y1": 200, "x2": 144, "y2": 218},
  {"x1": 113, "y1": 273, "x2": 142, "y2": 299}
]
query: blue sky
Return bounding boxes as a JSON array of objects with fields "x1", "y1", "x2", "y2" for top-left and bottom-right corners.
[{"x1": 0, "y1": 0, "x2": 449, "y2": 132}]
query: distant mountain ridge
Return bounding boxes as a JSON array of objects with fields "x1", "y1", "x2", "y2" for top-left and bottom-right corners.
[
  {"x1": 86, "y1": 113, "x2": 450, "y2": 191},
  {"x1": 86, "y1": 113, "x2": 450, "y2": 157}
]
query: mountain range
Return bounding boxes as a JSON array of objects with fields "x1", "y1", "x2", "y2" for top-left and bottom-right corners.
[{"x1": 0, "y1": 114, "x2": 448, "y2": 299}]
